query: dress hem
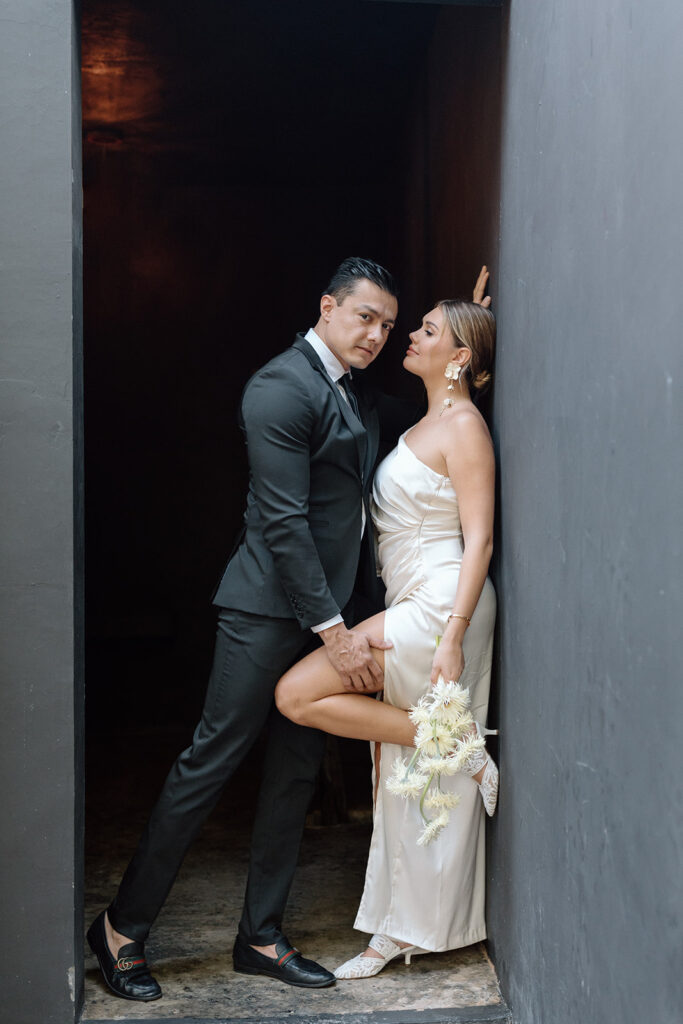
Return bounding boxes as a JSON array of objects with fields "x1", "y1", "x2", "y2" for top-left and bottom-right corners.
[{"x1": 352, "y1": 917, "x2": 487, "y2": 954}]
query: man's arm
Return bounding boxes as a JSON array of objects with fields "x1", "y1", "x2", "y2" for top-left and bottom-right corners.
[
  {"x1": 242, "y1": 370, "x2": 389, "y2": 689},
  {"x1": 242, "y1": 371, "x2": 340, "y2": 629}
]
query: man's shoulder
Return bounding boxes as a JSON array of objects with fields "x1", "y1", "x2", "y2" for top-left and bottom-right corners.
[
  {"x1": 249, "y1": 342, "x2": 317, "y2": 385},
  {"x1": 241, "y1": 342, "x2": 321, "y2": 422}
]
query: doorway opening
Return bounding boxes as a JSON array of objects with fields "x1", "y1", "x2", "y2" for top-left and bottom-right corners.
[{"x1": 81, "y1": 1, "x2": 505, "y2": 1019}]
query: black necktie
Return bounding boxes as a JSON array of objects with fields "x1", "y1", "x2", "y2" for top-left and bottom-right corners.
[{"x1": 339, "y1": 373, "x2": 361, "y2": 422}]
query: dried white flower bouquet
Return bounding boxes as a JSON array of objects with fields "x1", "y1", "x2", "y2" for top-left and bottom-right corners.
[{"x1": 386, "y1": 676, "x2": 485, "y2": 845}]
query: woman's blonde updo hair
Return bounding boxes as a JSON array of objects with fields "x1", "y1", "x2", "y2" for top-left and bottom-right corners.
[{"x1": 438, "y1": 299, "x2": 496, "y2": 394}]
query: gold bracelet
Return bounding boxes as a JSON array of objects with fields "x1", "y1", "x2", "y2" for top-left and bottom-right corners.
[{"x1": 447, "y1": 612, "x2": 471, "y2": 626}]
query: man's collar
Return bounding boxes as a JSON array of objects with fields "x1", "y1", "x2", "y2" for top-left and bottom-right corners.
[{"x1": 304, "y1": 327, "x2": 347, "y2": 382}]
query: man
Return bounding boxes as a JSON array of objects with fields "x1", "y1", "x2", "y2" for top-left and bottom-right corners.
[{"x1": 88, "y1": 257, "x2": 403, "y2": 999}]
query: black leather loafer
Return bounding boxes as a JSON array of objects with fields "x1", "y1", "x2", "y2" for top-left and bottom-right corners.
[
  {"x1": 233, "y1": 935, "x2": 335, "y2": 988},
  {"x1": 87, "y1": 911, "x2": 162, "y2": 1001}
]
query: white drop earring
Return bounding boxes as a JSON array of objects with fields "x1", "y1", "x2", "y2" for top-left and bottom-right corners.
[{"x1": 442, "y1": 363, "x2": 461, "y2": 412}]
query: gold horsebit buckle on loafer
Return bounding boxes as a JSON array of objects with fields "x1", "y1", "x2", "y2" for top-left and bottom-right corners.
[{"x1": 115, "y1": 956, "x2": 147, "y2": 972}]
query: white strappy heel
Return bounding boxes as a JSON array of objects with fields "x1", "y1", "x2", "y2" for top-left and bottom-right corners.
[
  {"x1": 461, "y1": 724, "x2": 499, "y2": 816},
  {"x1": 334, "y1": 933, "x2": 428, "y2": 979}
]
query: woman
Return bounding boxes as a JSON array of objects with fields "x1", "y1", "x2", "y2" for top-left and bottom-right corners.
[{"x1": 275, "y1": 298, "x2": 497, "y2": 978}]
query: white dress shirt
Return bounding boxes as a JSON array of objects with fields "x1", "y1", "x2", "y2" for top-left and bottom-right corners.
[{"x1": 303, "y1": 328, "x2": 365, "y2": 633}]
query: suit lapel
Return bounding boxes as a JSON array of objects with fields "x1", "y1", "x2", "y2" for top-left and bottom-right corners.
[
  {"x1": 292, "y1": 335, "x2": 368, "y2": 478},
  {"x1": 356, "y1": 384, "x2": 379, "y2": 493}
]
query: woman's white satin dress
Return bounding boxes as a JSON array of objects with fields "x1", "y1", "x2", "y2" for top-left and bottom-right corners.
[{"x1": 354, "y1": 431, "x2": 496, "y2": 951}]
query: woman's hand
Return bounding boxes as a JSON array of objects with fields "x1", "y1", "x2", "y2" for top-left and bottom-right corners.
[
  {"x1": 472, "y1": 265, "x2": 491, "y2": 308},
  {"x1": 430, "y1": 635, "x2": 465, "y2": 685}
]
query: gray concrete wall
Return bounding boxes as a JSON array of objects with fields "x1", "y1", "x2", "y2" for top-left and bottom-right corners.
[
  {"x1": 0, "y1": 2, "x2": 83, "y2": 1022},
  {"x1": 488, "y1": 3, "x2": 683, "y2": 1021}
]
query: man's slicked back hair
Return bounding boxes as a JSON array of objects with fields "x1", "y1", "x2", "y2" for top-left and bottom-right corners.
[{"x1": 323, "y1": 257, "x2": 398, "y2": 305}]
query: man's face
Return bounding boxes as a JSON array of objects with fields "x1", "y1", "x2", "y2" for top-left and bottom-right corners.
[{"x1": 320, "y1": 279, "x2": 398, "y2": 371}]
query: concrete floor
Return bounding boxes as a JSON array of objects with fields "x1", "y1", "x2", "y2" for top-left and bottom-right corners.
[{"x1": 83, "y1": 727, "x2": 506, "y2": 1023}]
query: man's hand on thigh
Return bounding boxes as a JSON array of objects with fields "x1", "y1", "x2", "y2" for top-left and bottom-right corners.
[{"x1": 318, "y1": 622, "x2": 392, "y2": 692}]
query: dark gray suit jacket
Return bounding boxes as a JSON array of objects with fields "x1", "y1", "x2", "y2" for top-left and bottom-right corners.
[{"x1": 213, "y1": 334, "x2": 383, "y2": 630}]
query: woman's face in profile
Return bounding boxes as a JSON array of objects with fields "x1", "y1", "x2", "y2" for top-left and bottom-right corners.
[{"x1": 403, "y1": 306, "x2": 451, "y2": 380}]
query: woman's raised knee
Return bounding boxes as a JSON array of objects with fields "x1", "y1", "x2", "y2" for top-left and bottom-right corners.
[{"x1": 274, "y1": 672, "x2": 307, "y2": 724}]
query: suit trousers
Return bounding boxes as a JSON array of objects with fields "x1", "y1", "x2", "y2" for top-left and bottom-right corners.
[{"x1": 108, "y1": 607, "x2": 325, "y2": 946}]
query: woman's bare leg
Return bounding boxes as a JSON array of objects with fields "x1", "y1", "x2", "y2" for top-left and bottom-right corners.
[
  {"x1": 275, "y1": 611, "x2": 415, "y2": 748},
  {"x1": 277, "y1": 612, "x2": 419, "y2": 963}
]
